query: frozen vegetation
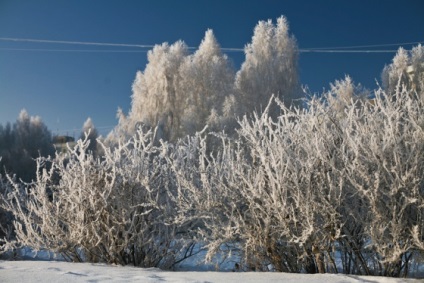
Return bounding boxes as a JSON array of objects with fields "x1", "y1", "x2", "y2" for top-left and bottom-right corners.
[{"x1": 1, "y1": 16, "x2": 424, "y2": 279}]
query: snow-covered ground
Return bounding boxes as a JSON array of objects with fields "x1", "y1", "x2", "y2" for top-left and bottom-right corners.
[{"x1": 0, "y1": 260, "x2": 420, "y2": 283}]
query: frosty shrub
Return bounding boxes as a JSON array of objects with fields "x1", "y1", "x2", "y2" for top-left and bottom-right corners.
[
  {"x1": 166, "y1": 129, "x2": 246, "y2": 264},
  {"x1": 169, "y1": 84, "x2": 424, "y2": 276},
  {"x1": 341, "y1": 86, "x2": 424, "y2": 276},
  {"x1": 0, "y1": 128, "x2": 195, "y2": 268},
  {"x1": 0, "y1": 165, "x2": 15, "y2": 251},
  {"x1": 171, "y1": 99, "x2": 348, "y2": 272}
]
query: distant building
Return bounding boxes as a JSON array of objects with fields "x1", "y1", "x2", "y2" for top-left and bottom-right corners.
[
  {"x1": 52, "y1": 135, "x2": 75, "y2": 144},
  {"x1": 52, "y1": 135, "x2": 76, "y2": 153}
]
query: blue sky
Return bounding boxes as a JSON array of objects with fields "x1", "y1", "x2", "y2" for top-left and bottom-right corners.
[{"x1": 0, "y1": 0, "x2": 423, "y2": 137}]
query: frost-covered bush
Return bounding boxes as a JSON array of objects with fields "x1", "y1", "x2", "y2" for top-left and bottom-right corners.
[
  {"x1": 0, "y1": 167, "x2": 14, "y2": 250},
  {"x1": 341, "y1": 87, "x2": 424, "y2": 276},
  {"x1": 171, "y1": 99, "x2": 352, "y2": 272},
  {"x1": 0, "y1": 128, "x2": 195, "y2": 268},
  {"x1": 169, "y1": 84, "x2": 424, "y2": 276},
  {"x1": 234, "y1": 87, "x2": 422, "y2": 276}
]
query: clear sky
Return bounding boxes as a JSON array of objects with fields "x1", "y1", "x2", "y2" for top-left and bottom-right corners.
[{"x1": 0, "y1": 0, "x2": 423, "y2": 137}]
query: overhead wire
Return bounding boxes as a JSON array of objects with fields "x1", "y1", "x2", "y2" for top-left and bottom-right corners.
[
  {"x1": 0, "y1": 37, "x2": 156, "y2": 49},
  {"x1": 300, "y1": 49, "x2": 398, "y2": 53},
  {"x1": 302, "y1": 41, "x2": 424, "y2": 50},
  {"x1": 0, "y1": 47, "x2": 149, "y2": 53}
]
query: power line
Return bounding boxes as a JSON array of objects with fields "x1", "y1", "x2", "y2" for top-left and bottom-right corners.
[
  {"x1": 303, "y1": 41, "x2": 424, "y2": 50},
  {"x1": 1, "y1": 37, "x2": 422, "y2": 54},
  {"x1": 300, "y1": 49, "x2": 398, "y2": 53},
  {"x1": 0, "y1": 37, "x2": 243, "y2": 52},
  {"x1": 0, "y1": 37, "x2": 202, "y2": 51},
  {"x1": 0, "y1": 37, "x2": 156, "y2": 49},
  {"x1": 0, "y1": 47, "x2": 149, "y2": 53}
]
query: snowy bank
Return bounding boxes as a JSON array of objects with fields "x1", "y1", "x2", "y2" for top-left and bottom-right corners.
[{"x1": 0, "y1": 260, "x2": 419, "y2": 283}]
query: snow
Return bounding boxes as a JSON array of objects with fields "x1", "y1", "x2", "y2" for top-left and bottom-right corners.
[{"x1": 0, "y1": 260, "x2": 418, "y2": 283}]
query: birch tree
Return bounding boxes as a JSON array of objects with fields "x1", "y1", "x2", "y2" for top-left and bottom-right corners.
[
  {"x1": 235, "y1": 16, "x2": 301, "y2": 117},
  {"x1": 128, "y1": 41, "x2": 188, "y2": 141},
  {"x1": 382, "y1": 45, "x2": 424, "y2": 99},
  {"x1": 179, "y1": 29, "x2": 235, "y2": 134}
]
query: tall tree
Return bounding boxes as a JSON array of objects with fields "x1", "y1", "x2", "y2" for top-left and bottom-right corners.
[
  {"x1": 235, "y1": 16, "x2": 301, "y2": 117},
  {"x1": 0, "y1": 110, "x2": 54, "y2": 181},
  {"x1": 0, "y1": 123, "x2": 13, "y2": 173},
  {"x1": 382, "y1": 44, "x2": 424, "y2": 99},
  {"x1": 179, "y1": 29, "x2": 235, "y2": 134},
  {"x1": 129, "y1": 41, "x2": 188, "y2": 141}
]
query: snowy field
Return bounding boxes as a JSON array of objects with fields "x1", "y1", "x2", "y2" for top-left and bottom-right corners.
[{"x1": 0, "y1": 260, "x2": 421, "y2": 283}]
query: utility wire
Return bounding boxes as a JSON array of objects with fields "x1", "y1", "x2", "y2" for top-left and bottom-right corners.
[
  {"x1": 1, "y1": 37, "x2": 423, "y2": 53},
  {"x1": 300, "y1": 49, "x2": 398, "y2": 53},
  {"x1": 0, "y1": 37, "x2": 157, "y2": 49},
  {"x1": 0, "y1": 47, "x2": 149, "y2": 53},
  {"x1": 303, "y1": 41, "x2": 424, "y2": 50}
]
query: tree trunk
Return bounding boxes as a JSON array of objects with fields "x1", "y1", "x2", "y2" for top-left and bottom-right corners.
[{"x1": 315, "y1": 253, "x2": 326, "y2": 274}]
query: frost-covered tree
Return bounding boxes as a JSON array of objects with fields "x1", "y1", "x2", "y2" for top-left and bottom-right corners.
[
  {"x1": 235, "y1": 16, "x2": 301, "y2": 117},
  {"x1": 105, "y1": 108, "x2": 136, "y2": 145},
  {"x1": 382, "y1": 45, "x2": 424, "y2": 99},
  {"x1": 113, "y1": 33, "x2": 236, "y2": 143},
  {"x1": 410, "y1": 44, "x2": 424, "y2": 95},
  {"x1": 179, "y1": 29, "x2": 235, "y2": 134},
  {"x1": 13, "y1": 110, "x2": 54, "y2": 181},
  {"x1": 128, "y1": 41, "x2": 188, "y2": 141},
  {"x1": 0, "y1": 110, "x2": 54, "y2": 182},
  {"x1": 0, "y1": 123, "x2": 13, "y2": 171},
  {"x1": 80, "y1": 117, "x2": 98, "y2": 156},
  {"x1": 109, "y1": 17, "x2": 302, "y2": 144},
  {"x1": 382, "y1": 47, "x2": 410, "y2": 94}
]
